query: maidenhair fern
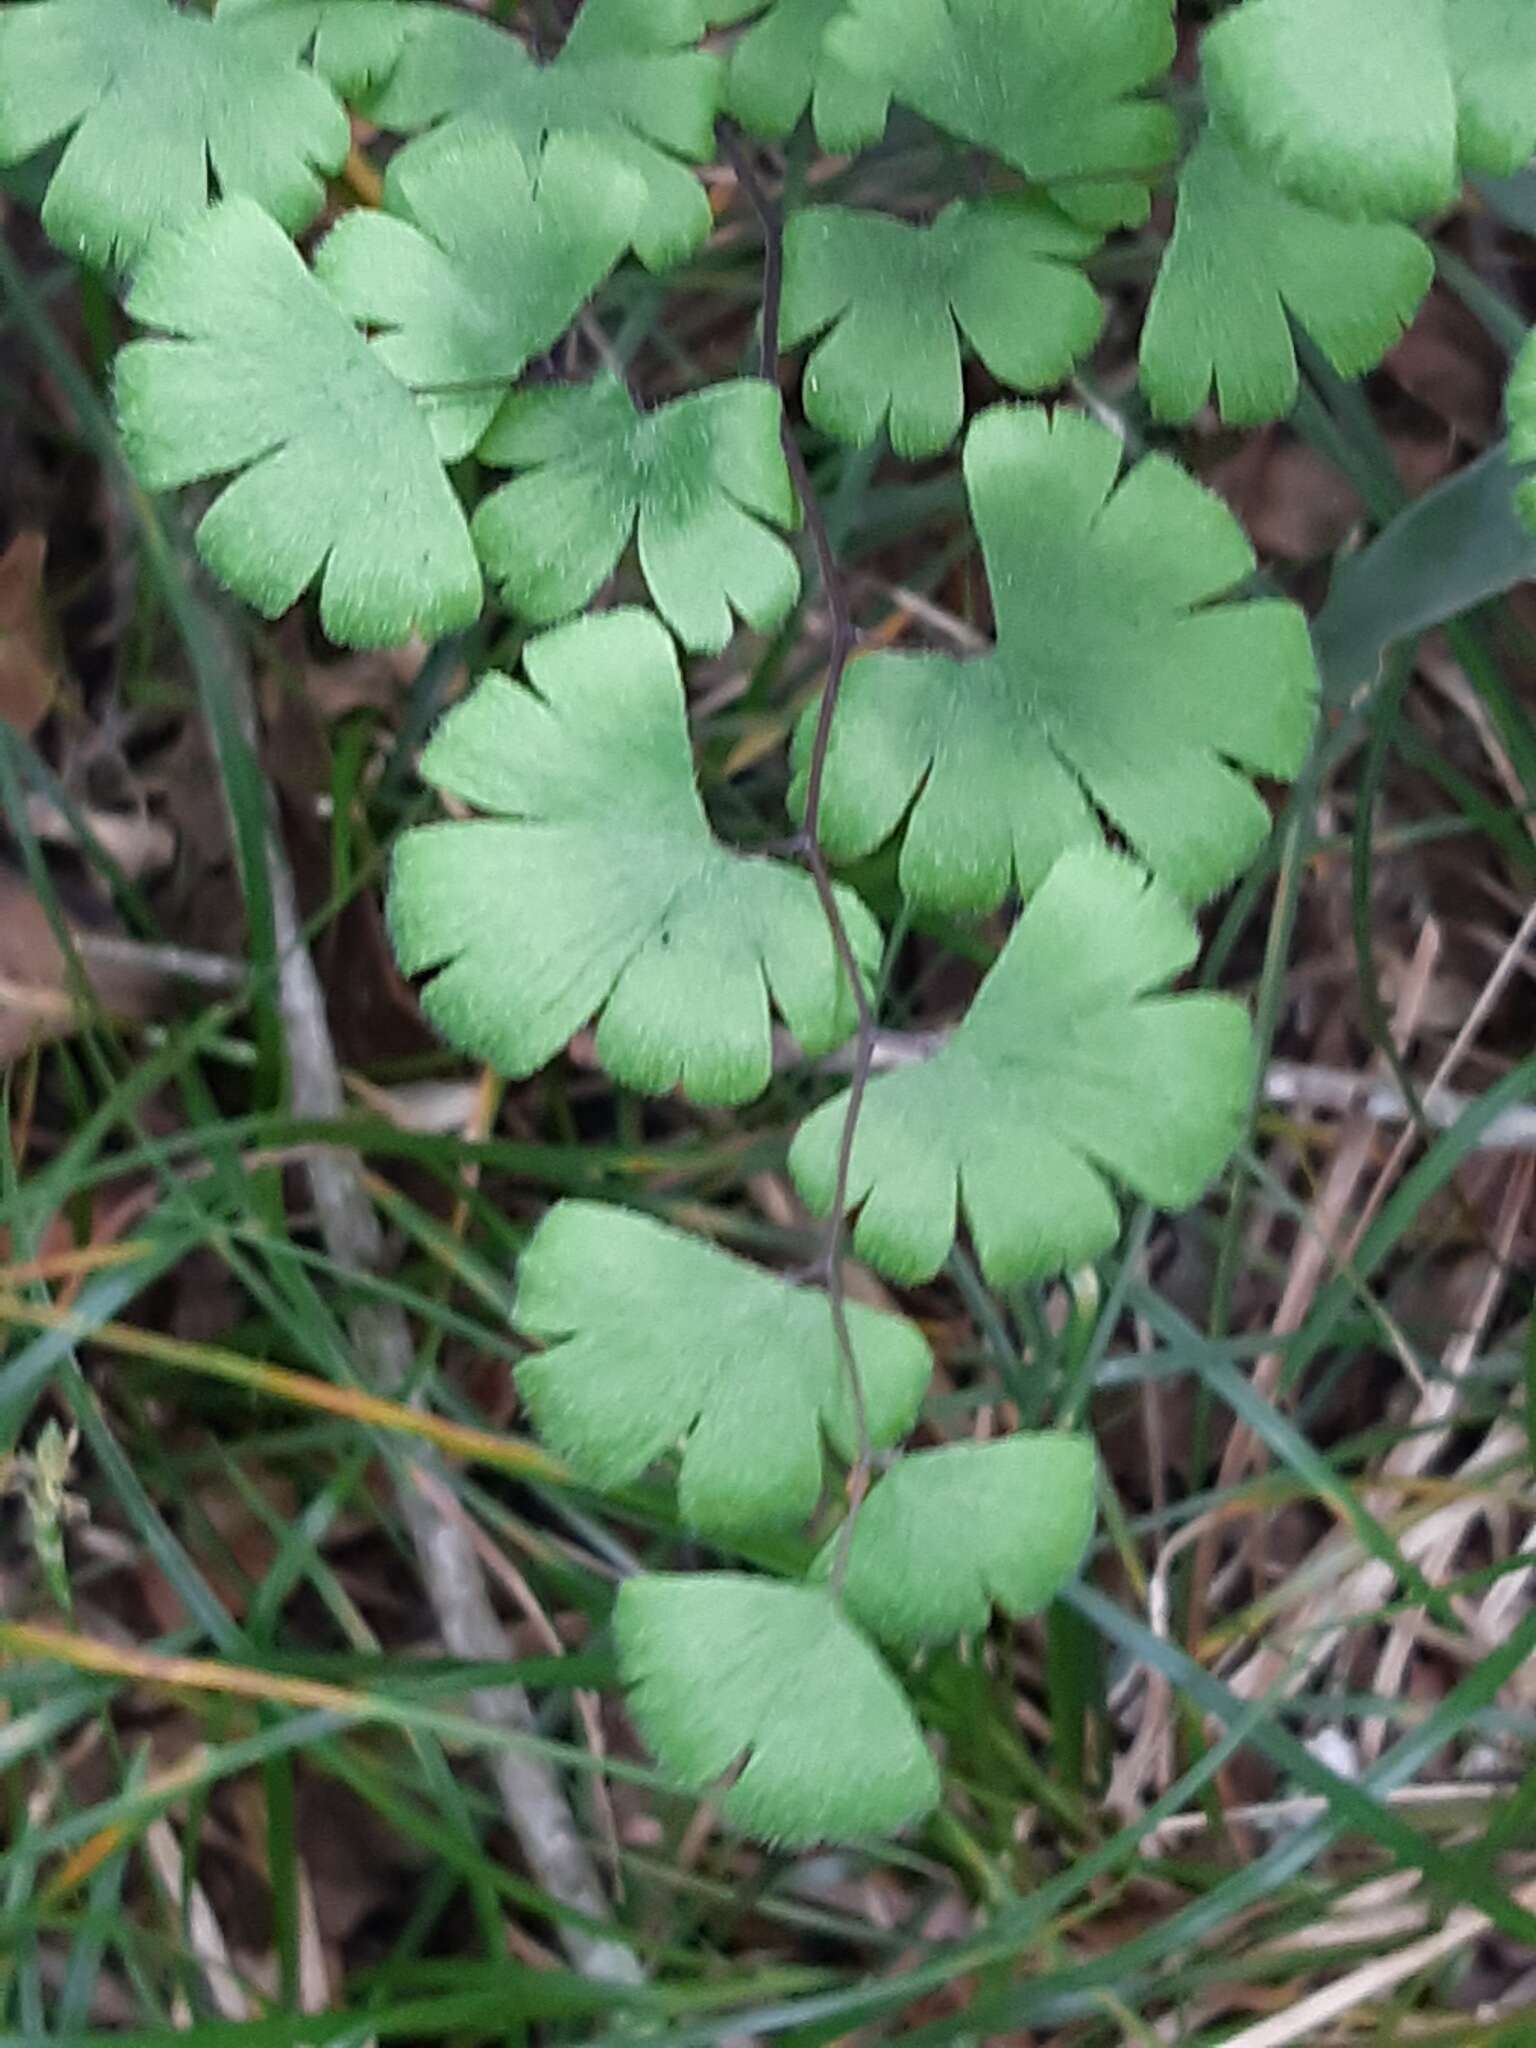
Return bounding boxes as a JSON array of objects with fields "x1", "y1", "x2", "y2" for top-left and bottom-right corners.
[
  {"x1": 389, "y1": 609, "x2": 878, "y2": 1103},
  {"x1": 723, "y1": 0, "x2": 884, "y2": 148},
  {"x1": 357, "y1": 0, "x2": 734, "y2": 270},
  {"x1": 780, "y1": 200, "x2": 1105, "y2": 457},
  {"x1": 1140, "y1": 127, "x2": 1434, "y2": 426},
  {"x1": 822, "y1": 0, "x2": 1180, "y2": 228},
  {"x1": 1202, "y1": 0, "x2": 1536, "y2": 222},
  {"x1": 472, "y1": 372, "x2": 802, "y2": 650},
  {"x1": 313, "y1": 127, "x2": 641, "y2": 454},
  {"x1": 114, "y1": 197, "x2": 486, "y2": 646},
  {"x1": 8, "y1": 0, "x2": 1529, "y2": 1850},
  {"x1": 790, "y1": 846, "x2": 1257, "y2": 1286},
  {"x1": 0, "y1": 0, "x2": 352, "y2": 267},
  {"x1": 822, "y1": 1435, "x2": 1099, "y2": 1650},
  {"x1": 513, "y1": 1203, "x2": 931, "y2": 1537},
  {"x1": 615, "y1": 1575, "x2": 941, "y2": 1845},
  {"x1": 792, "y1": 405, "x2": 1318, "y2": 910}
]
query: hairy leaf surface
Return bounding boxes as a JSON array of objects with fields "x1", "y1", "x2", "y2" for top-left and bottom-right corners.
[
  {"x1": 617, "y1": 1576, "x2": 939, "y2": 1842},
  {"x1": 514, "y1": 1204, "x2": 931, "y2": 1534},
  {"x1": 314, "y1": 129, "x2": 638, "y2": 460},
  {"x1": 1141, "y1": 129, "x2": 1433, "y2": 424},
  {"x1": 824, "y1": 0, "x2": 1177, "y2": 230},
  {"x1": 795, "y1": 405, "x2": 1318, "y2": 911},
  {"x1": 390, "y1": 611, "x2": 879, "y2": 1104},
  {"x1": 1205, "y1": 0, "x2": 1536, "y2": 223},
  {"x1": 1448, "y1": 0, "x2": 1536, "y2": 177},
  {"x1": 724, "y1": 0, "x2": 887, "y2": 147},
  {"x1": 828, "y1": 1436, "x2": 1097, "y2": 1646},
  {"x1": 0, "y1": 0, "x2": 347, "y2": 267},
  {"x1": 781, "y1": 201, "x2": 1103, "y2": 458},
  {"x1": 791, "y1": 847, "x2": 1255, "y2": 1285},
  {"x1": 115, "y1": 200, "x2": 480, "y2": 649},
  {"x1": 363, "y1": 0, "x2": 723, "y2": 269},
  {"x1": 474, "y1": 374, "x2": 800, "y2": 651}
]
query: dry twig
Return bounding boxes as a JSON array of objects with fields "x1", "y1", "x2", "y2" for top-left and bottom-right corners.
[{"x1": 200, "y1": 589, "x2": 643, "y2": 1987}]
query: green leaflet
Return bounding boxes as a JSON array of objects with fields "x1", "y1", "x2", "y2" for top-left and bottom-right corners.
[
  {"x1": 781, "y1": 200, "x2": 1104, "y2": 459},
  {"x1": 825, "y1": 1436, "x2": 1098, "y2": 1648},
  {"x1": 114, "y1": 199, "x2": 481, "y2": 650},
  {"x1": 1141, "y1": 128, "x2": 1433, "y2": 426},
  {"x1": 314, "y1": 129, "x2": 639, "y2": 461},
  {"x1": 1204, "y1": 0, "x2": 1536, "y2": 221},
  {"x1": 514, "y1": 1204, "x2": 931, "y2": 1536},
  {"x1": 389, "y1": 610, "x2": 880, "y2": 1106},
  {"x1": 1447, "y1": 0, "x2": 1536, "y2": 178},
  {"x1": 824, "y1": 0, "x2": 1178, "y2": 230},
  {"x1": 111, "y1": 127, "x2": 633, "y2": 643},
  {"x1": 616, "y1": 1576, "x2": 939, "y2": 1844},
  {"x1": 1203, "y1": 0, "x2": 1454, "y2": 221},
  {"x1": 1506, "y1": 330, "x2": 1536, "y2": 534},
  {"x1": 790, "y1": 845, "x2": 1255, "y2": 1286},
  {"x1": 724, "y1": 0, "x2": 887, "y2": 148},
  {"x1": 795, "y1": 404, "x2": 1318, "y2": 912},
  {"x1": 215, "y1": 0, "x2": 411, "y2": 93},
  {"x1": 362, "y1": 0, "x2": 724, "y2": 270},
  {"x1": 0, "y1": 0, "x2": 348, "y2": 268},
  {"x1": 473, "y1": 374, "x2": 801, "y2": 652}
]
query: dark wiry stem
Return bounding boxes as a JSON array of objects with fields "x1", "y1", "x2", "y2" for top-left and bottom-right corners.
[{"x1": 724, "y1": 129, "x2": 878, "y2": 1589}]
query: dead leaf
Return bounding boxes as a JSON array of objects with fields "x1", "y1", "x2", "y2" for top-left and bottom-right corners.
[
  {"x1": 301, "y1": 648, "x2": 419, "y2": 720},
  {"x1": 1208, "y1": 432, "x2": 1366, "y2": 563},
  {"x1": 0, "y1": 864, "x2": 165, "y2": 1064},
  {"x1": 0, "y1": 532, "x2": 58, "y2": 738},
  {"x1": 24, "y1": 793, "x2": 176, "y2": 881},
  {"x1": 1385, "y1": 285, "x2": 1505, "y2": 444}
]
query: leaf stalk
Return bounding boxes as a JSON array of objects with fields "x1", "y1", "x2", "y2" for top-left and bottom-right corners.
[{"x1": 724, "y1": 128, "x2": 878, "y2": 1591}]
